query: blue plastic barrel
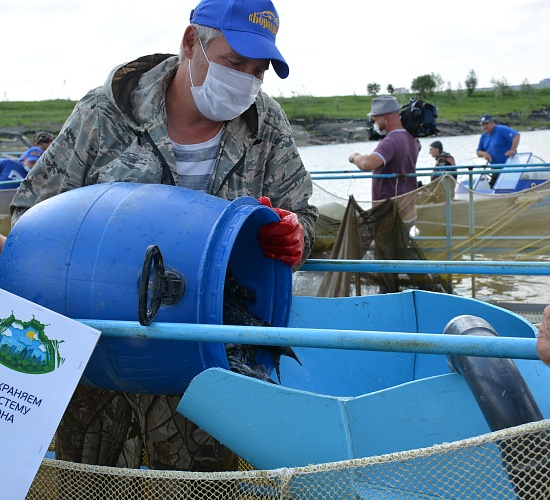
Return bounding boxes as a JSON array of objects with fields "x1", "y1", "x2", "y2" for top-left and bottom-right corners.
[{"x1": 0, "y1": 183, "x2": 292, "y2": 394}]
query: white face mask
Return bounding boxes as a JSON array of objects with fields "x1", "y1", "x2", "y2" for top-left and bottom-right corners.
[
  {"x1": 373, "y1": 123, "x2": 387, "y2": 136},
  {"x1": 189, "y1": 41, "x2": 263, "y2": 121}
]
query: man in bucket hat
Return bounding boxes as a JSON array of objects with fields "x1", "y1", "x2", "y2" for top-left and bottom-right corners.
[
  {"x1": 10, "y1": 0, "x2": 317, "y2": 471},
  {"x1": 348, "y1": 96, "x2": 420, "y2": 226}
]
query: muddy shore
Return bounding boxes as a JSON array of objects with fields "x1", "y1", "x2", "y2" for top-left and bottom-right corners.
[
  {"x1": 290, "y1": 110, "x2": 550, "y2": 147},
  {"x1": 290, "y1": 118, "x2": 480, "y2": 147}
]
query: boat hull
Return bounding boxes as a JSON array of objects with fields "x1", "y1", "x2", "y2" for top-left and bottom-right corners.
[{"x1": 415, "y1": 180, "x2": 550, "y2": 257}]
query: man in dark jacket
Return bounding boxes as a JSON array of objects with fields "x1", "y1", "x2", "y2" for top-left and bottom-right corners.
[{"x1": 429, "y1": 140, "x2": 457, "y2": 181}]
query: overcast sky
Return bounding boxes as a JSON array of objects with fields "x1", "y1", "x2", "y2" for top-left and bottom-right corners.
[{"x1": 1, "y1": 0, "x2": 549, "y2": 102}]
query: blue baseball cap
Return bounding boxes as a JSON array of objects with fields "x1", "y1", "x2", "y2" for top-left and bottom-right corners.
[
  {"x1": 24, "y1": 146, "x2": 43, "y2": 163},
  {"x1": 189, "y1": 0, "x2": 289, "y2": 79},
  {"x1": 480, "y1": 114, "x2": 493, "y2": 124}
]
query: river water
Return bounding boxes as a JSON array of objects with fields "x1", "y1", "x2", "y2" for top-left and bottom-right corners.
[
  {"x1": 296, "y1": 130, "x2": 550, "y2": 309},
  {"x1": 299, "y1": 129, "x2": 550, "y2": 207}
]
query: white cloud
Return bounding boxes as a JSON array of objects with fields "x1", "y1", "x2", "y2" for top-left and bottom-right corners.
[{"x1": 0, "y1": 0, "x2": 548, "y2": 101}]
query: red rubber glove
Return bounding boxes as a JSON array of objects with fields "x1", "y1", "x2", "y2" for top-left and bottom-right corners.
[{"x1": 257, "y1": 196, "x2": 304, "y2": 268}]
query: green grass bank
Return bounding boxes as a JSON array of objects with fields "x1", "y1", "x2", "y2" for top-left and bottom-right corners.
[{"x1": 1, "y1": 88, "x2": 549, "y2": 133}]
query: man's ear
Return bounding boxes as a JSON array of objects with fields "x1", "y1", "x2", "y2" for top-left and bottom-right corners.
[{"x1": 182, "y1": 26, "x2": 197, "y2": 60}]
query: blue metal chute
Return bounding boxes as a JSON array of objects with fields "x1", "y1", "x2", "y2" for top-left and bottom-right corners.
[
  {"x1": 280, "y1": 291, "x2": 537, "y2": 396},
  {"x1": 179, "y1": 368, "x2": 478, "y2": 469},
  {"x1": 175, "y1": 290, "x2": 549, "y2": 470},
  {"x1": 176, "y1": 367, "x2": 511, "y2": 470}
]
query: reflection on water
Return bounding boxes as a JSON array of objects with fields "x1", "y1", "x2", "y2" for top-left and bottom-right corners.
[
  {"x1": 453, "y1": 274, "x2": 548, "y2": 303},
  {"x1": 298, "y1": 131, "x2": 550, "y2": 310}
]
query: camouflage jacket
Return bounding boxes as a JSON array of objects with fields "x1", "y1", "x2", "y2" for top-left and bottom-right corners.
[{"x1": 11, "y1": 54, "x2": 318, "y2": 260}]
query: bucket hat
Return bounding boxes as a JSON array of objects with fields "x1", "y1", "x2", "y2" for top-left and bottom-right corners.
[
  {"x1": 367, "y1": 96, "x2": 401, "y2": 117},
  {"x1": 190, "y1": 0, "x2": 289, "y2": 79}
]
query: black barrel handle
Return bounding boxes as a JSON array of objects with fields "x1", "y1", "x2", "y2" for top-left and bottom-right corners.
[{"x1": 138, "y1": 245, "x2": 185, "y2": 326}]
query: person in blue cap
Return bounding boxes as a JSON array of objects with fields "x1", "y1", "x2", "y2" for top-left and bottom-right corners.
[
  {"x1": 0, "y1": 146, "x2": 43, "y2": 190},
  {"x1": 11, "y1": 0, "x2": 317, "y2": 473},
  {"x1": 0, "y1": 146, "x2": 43, "y2": 254},
  {"x1": 476, "y1": 114, "x2": 520, "y2": 187},
  {"x1": 18, "y1": 131, "x2": 54, "y2": 162}
]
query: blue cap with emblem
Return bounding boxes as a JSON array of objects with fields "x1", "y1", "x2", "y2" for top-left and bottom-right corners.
[
  {"x1": 24, "y1": 146, "x2": 43, "y2": 163},
  {"x1": 190, "y1": 0, "x2": 289, "y2": 79}
]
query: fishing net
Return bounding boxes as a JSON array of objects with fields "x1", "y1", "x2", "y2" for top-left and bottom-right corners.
[
  {"x1": 313, "y1": 195, "x2": 453, "y2": 298},
  {"x1": 311, "y1": 175, "x2": 550, "y2": 263},
  {"x1": 307, "y1": 175, "x2": 550, "y2": 309},
  {"x1": 415, "y1": 175, "x2": 550, "y2": 261},
  {"x1": 26, "y1": 419, "x2": 550, "y2": 499}
]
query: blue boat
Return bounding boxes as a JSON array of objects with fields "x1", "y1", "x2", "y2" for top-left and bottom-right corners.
[
  {"x1": 1, "y1": 183, "x2": 549, "y2": 499},
  {"x1": 455, "y1": 152, "x2": 549, "y2": 197}
]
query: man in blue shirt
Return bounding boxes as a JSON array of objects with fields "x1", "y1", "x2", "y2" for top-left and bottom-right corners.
[
  {"x1": 476, "y1": 114, "x2": 520, "y2": 187},
  {"x1": 0, "y1": 146, "x2": 43, "y2": 189},
  {"x1": 0, "y1": 146, "x2": 42, "y2": 253}
]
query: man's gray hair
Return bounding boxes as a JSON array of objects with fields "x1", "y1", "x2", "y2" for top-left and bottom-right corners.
[{"x1": 179, "y1": 24, "x2": 221, "y2": 63}]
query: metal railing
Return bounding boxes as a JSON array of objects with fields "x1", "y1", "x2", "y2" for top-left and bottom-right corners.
[
  {"x1": 309, "y1": 164, "x2": 550, "y2": 180},
  {"x1": 79, "y1": 318, "x2": 540, "y2": 360},
  {"x1": 310, "y1": 163, "x2": 550, "y2": 260},
  {"x1": 78, "y1": 259, "x2": 549, "y2": 360}
]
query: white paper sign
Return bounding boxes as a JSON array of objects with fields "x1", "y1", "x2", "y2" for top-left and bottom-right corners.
[{"x1": 0, "y1": 288, "x2": 101, "y2": 500}]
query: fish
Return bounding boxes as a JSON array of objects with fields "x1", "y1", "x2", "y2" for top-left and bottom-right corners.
[
  {"x1": 225, "y1": 342, "x2": 302, "y2": 384},
  {"x1": 223, "y1": 268, "x2": 301, "y2": 383},
  {"x1": 263, "y1": 345, "x2": 302, "y2": 384}
]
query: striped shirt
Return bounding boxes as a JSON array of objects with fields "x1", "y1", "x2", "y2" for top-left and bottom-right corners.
[{"x1": 173, "y1": 128, "x2": 223, "y2": 191}]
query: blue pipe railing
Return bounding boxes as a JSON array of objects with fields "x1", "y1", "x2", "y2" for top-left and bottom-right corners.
[
  {"x1": 77, "y1": 259, "x2": 548, "y2": 360},
  {"x1": 300, "y1": 259, "x2": 550, "y2": 275},
  {"x1": 0, "y1": 179, "x2": 22, "y2": 187},
  {"x1": 0, "y1": 152, "x2": 24, "y2": 157},
  {"x1": 77, "y1": 319, "x2": 540, "y2": 360},
  {"x1": 310, "y1": 165, "x2": 550, "y2": 180},
  {"x1": 310, "y1": 163, "x2": 550, "y2": 176}
]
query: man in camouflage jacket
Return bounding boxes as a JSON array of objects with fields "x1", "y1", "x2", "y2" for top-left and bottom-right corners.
[
  {"x1": 11, "y1": 54, "x2": 316, "y2": 256},
  {"x1": 10, "y1": 0, "x2": 317, "y2": 472}
]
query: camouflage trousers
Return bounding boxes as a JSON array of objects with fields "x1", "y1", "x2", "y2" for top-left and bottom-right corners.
[{"x1": 55, "y1": 384, "x2": 239, "y2": 471}]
